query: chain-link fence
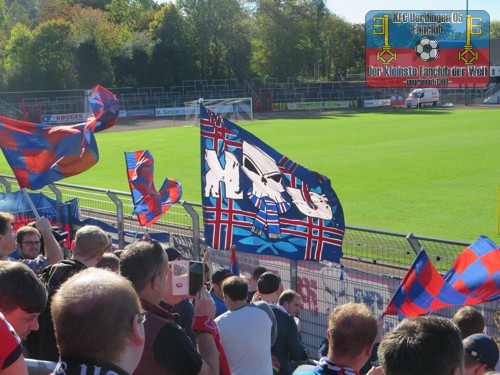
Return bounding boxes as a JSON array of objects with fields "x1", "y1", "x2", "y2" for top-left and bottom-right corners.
[{"x1": 0, "y1": 174, "x2": 498, "y2": 358}]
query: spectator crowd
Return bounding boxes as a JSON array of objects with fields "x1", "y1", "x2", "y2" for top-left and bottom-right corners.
[{"x1": 0, "y1": 211, "x2": 499, "y2": 375}]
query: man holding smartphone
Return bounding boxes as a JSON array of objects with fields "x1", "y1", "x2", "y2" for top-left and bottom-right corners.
[{"x1": 120, "y1": 240, "x2": 222, "y2": 375}]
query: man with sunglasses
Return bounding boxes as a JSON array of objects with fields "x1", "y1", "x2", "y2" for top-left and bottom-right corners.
[
  {"x1": 120, "y1": 239, "x2": 221, "y2": 375},
  {"x1": 51, "y1": 267, "x2": 145, "y2": 375}
]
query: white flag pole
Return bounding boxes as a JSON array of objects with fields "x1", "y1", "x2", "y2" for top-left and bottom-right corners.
[{"x1": 21, "y1": 188, "x2": 40, "y2": 219}]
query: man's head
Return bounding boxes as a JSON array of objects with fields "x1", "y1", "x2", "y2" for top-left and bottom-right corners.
[
  {"x1": 278, "y1": 289, "x2": 302, "y2": 317},
  {"x1": 211, "y1": 268, "x2": 233, "y2": 299},
  {"x1": 378, "y1": 315, "x2": 464, "y2": 375},
  {"x1": 327, "y1": 302, "x2": 378, "y2": 371},
  {"x1": 51, "y1": 268, "x2": 145, "y2": 372},
  {"x1": 0, "y1": 261, "x2": 47, "y2": 339},
  {"x1": 16, "y1": 226, "x2": 42, "y2": 260},
  {"x1": 96, "y1": 252, "x2": 120, "y2": 273},
  {"x1": 257, "y1": 272, "x2": 283, "y2": 301},
  {"x1": 164, "y1": 246, "x2": 182, "y2": 261},
  {"x1": 0, "y1": 212, "x2": 16, "y2": 257},
  {"x1": 452, "y1": 306, "x2": 485, "y2": 339},
  {"x1": 222, "y1": 276, "x2": 248, "y2": 307},
  {"x1": 463, "y1": 334, "x2": 499, "y2": 375},
  {"x1": 120, "y1": 239, "x2": 168, "y2": 305},
  {"x1": 72, "y1": 225, "x2": 110, "y2": 265},
  {"x1": 252, "y1": 266, "x2": 268, "y2": 281}
]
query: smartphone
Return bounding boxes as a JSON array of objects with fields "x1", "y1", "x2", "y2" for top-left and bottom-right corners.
[
  {"x1": 188, "y1": 261, "x2": 204, "y2": 296},
  {"x1": 171, "y1": 260, "x2": 204, "y2": 296}
]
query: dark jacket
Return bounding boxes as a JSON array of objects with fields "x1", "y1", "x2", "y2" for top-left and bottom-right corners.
[
  {"x1": 135, "y1": 299, "x2": 202, "y2": 375},
  {"x1": 26, "y1": 260, "x2": 86, "y2": 361},
  {"x1": 270, "y1": 305, "x2": 308, "y2": 375}
]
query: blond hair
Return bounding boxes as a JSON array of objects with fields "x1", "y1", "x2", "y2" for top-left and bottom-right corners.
[
  {"x1": 73, "y1": 225, "x2": 109, "y2": 260},
  {"x1": 328, "y1": 302, "x2": 377, "y2": 357}
]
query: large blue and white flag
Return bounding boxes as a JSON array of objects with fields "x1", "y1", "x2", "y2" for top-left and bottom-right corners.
[{"x1": 200, "y1": 104, "x2": 345, "y2": 262}]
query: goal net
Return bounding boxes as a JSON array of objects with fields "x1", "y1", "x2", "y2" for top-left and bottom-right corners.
[{"x1": 184, "y1": 97, "x2": 253, "y2": 125}]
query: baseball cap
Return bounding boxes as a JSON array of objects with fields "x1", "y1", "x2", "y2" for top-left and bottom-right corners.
[
  {"x1": 211, "y1": 268, "x2": 233, "y2": 286},
  {"x1": 463, "y1": 333, "x2": 500, "y2": 369},
  {"x1": 258, "y1": 272, "x2": 281, "y2": 294},
  {"x1": 164, "y1": 246, "x2": 182, "y2": 261}
]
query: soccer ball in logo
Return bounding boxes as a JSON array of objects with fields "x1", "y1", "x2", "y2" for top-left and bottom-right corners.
[{"x1": 414, "y1": 37, "x2": 440, "y2": 62}]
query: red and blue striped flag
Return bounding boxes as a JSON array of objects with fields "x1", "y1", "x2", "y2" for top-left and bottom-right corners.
[
  {"x1": 0, "y1": 86, "x2": 118, "y2": 190},
  {"x1": 230, "y1": 245, "x2": 240, "y2": 276},
  {"x1": 125, "y1": 149, "x2": 182, "y2": 227}
]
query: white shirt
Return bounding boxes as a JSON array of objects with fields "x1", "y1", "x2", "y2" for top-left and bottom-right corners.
[{"x1": 216, "y1": 302, "x2": 275, "y2": 375}]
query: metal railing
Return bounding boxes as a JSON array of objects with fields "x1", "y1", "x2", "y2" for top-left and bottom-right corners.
[{"x1": 0, "y1": 174, "x2": 498, "y2": 358}]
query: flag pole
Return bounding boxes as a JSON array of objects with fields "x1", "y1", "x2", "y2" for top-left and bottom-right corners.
[{"x1": 21, "y1": 188, "x2": 40, "y2": 219}]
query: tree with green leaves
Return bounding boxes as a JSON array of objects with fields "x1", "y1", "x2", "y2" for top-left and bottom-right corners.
[
  {"x1": 300, "y1": 0, "x2": 329, "y2": 79},
  {"x1": 250, "y1": 0, "x2": 307, "y2": 79},
  {"x1": 29, "y1": 20, "x2": 78, "y2": 89},
  {"x1": 148, "y1": 3, "x2": 198, "y2": 87},
  {"x1": 105, "y1": 0, "x2": 158, "y2": 32},
  {"x1": 491, "y1": 20, "x2": 500, "y2": 39},
  {"x1": 2, "y1": 23, "x2": 34, "y2": 89},
  {"x1": 321, "y1": 15, "x2": 365, "y2": 80},
  {"x1": 71, "y1": 5, "x2": 123, "y2": 87},
  {"x1": 179, "y1": 0, "x2": 251, "y2": 80}
]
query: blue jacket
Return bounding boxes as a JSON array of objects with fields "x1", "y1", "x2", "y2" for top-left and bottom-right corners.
[{"x1": 270, "y1": 304, "x2": 308, "y2": 375}]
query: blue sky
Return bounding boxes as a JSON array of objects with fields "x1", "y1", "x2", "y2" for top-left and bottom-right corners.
[{"x1": 326, "y1": 0, "x2": 499, "y2": 23}]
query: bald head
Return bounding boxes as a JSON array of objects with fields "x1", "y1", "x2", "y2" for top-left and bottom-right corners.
[{"x1": 51, "y1": 268, "x2": 142, "y2": 362}]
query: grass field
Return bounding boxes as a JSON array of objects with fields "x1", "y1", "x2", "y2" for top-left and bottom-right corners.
[{"x1": 2, "y1": 108, "x2": 499, "y2": 243}]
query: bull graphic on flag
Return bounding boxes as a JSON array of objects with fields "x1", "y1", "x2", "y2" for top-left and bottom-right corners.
[{"x1": 200, "y1": 104, "x2": 345, "y2": 262}]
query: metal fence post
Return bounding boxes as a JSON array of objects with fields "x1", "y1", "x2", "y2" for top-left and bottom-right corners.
[
  {"x1": 406, "y1": 232, "x2": 423, "y2": 254},
  {"x1": 48, "y1": 184, "x2": 63, "y2": 229},
  {"x1": 290, "y1": 259, "x2": 298, "y2": 291},
  {"x1": 106, "y1": 190, "x2": 125, "y2": 249},
  {"x1": 0, "y1": 176, "x2": 12, "y2": 193},
  {"x1": 182, "y1": 201, "x2": 201, "y2": 260}
]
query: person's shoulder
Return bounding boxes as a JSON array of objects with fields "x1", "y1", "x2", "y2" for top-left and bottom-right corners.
[
  {"x1": 42, "y1": 259, "x2": 83, "y2": 274},
  {"x1": 18, "y1": 255, "x2": 48, "y2": 271},
  {"x1": 271, "y1": 304, "x2": 291, "y2": 319},
  {"x1": 292, "y1": 364, "x2": 318, "y2": 375},
  {"x1": 214, "y1": 309, "x2": 231, "y2": 323},
  {"x1": 40, "y1": 260, "x2": 85, "y2": 289}
]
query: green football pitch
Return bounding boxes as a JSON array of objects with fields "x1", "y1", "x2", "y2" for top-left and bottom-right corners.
[{"x1": 2, "y1": 108, "x2": 499, "y2": 243}]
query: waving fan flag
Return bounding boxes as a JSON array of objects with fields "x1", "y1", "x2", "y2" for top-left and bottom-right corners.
[
  {"x1": 383, "y1": 250, "x2": 483, "y2": 318},
  {"x1": 0, "y1": 86, "x2": 118, "y2": 190},
  {"x1": 230, "y1": 245, "x2": 240, "y2": 276},
  {"x1": 444, "y1": 235, "x2": 500, "y2": 303},
  {"x1": 200, "y1": 103, "x2": 345, "y2": 262},
  {"x1": 125, "y1": 150, "x2": 182, "y2": 227}
]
